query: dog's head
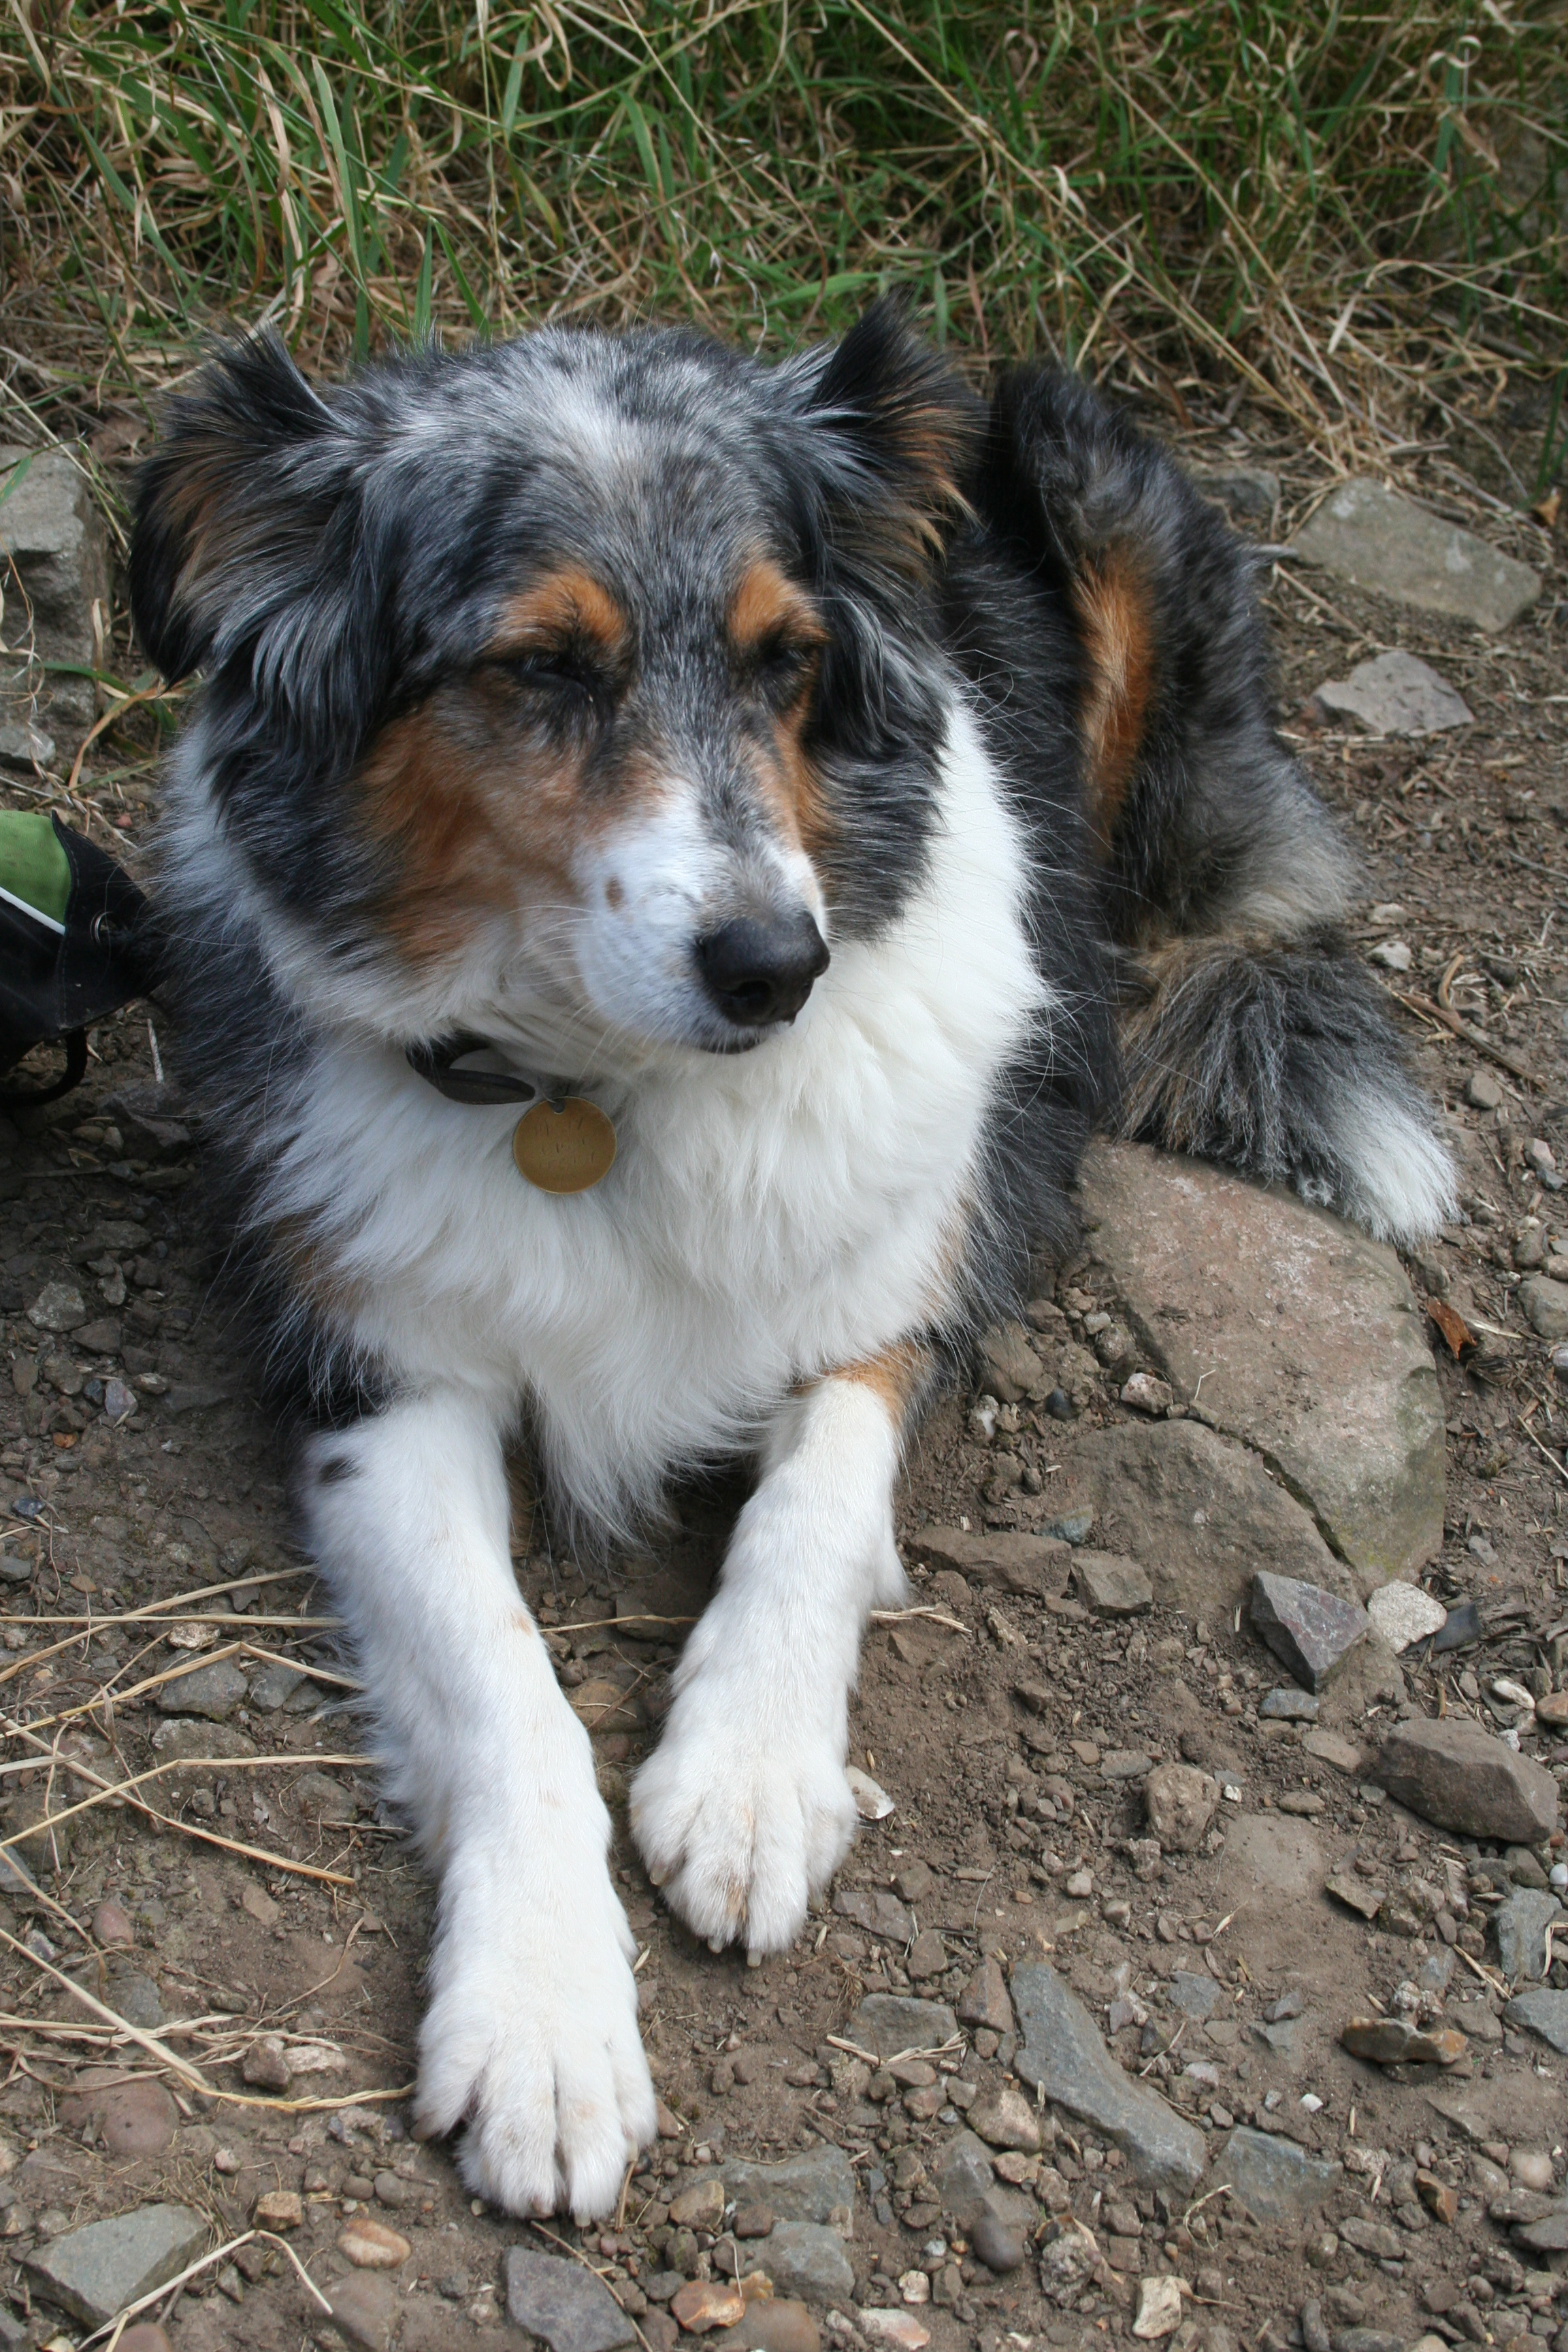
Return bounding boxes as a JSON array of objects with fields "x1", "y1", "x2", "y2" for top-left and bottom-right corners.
[{"x1": 133, "y1": 303, "x2": 977, "y2": 1062}]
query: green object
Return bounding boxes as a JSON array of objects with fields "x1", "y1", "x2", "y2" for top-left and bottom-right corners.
[{"x1": 0, "y1": 812, "x2": 72, "y2": 928}]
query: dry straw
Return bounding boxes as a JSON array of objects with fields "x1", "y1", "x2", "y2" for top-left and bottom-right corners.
[{"x1": 0, "y1": 0, "x2": 1563, "y2": 484}]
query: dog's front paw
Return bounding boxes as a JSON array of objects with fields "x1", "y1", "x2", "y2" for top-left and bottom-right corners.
[
  {"x1": 415, "y1": 1861, "x2": 655, "y2": 2220},
  {"x1": 630, "y1": 1676, "x2": 856, "y2": 1957}
]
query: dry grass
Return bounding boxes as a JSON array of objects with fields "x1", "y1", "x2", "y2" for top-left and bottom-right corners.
[{"x1": 0, "y1": 0, "x2": 1563, "y2": 485}]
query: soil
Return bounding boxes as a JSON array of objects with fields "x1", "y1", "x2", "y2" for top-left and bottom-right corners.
[{"x1": 0, "y1": 395, "x2": 1564, "y2": 2352}]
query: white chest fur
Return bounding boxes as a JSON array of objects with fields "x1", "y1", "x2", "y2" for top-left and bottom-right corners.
[{"x1": 174, "y1": 698, "x2": 1047, "y2": 1526}]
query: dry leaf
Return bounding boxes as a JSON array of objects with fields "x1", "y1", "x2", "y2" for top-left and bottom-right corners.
[{"x1": 1427, "y1": 1298, "x2": 1475, "y2": 1356}]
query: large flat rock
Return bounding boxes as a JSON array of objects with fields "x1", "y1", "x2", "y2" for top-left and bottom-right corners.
[
  {"x1": 1011, "y1": 1961, "x2": 1206, "y2": 2195},
  {"x1": 1045, "y1": 1417, "x2": 1354, "y2": 1620},
  {"x1": 1370, "y1": 1716, "x2": 1559, "y2": 1846},
  {"x1": 0, "y1": 442, "x2": 108, "y2": 736},
  {"x1": 1081, "y1": 1143, "x2": 1443, "y2": 1589},
  {"x1": 1292, "y1": 479, "x2": 1541, "y2": 634},
  {"x1": 26, "y1": 2203, "x2": 207, "y2": 2328}
]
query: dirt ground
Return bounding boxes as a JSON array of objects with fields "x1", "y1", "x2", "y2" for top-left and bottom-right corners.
[{"x1": 0, "y1": 380, "x2": 1564, "y2": 2352}]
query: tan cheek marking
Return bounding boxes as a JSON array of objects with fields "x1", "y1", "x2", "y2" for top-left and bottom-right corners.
[
  {"x1": 352, "y1": 702, "x2": 584, "y2": 966},
  {"x1": 605, "y1": 876, "x2": 625, "y2": 910},
  {"x1": 1076, "y1": 553, "x2": 1155, "y2": 850}
]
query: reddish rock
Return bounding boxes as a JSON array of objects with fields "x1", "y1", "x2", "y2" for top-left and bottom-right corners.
[
  {"x1": 1341, "y1": 2017, "x2": 1467, "y2": 2067},
  {"x1": 1143, "y1": 1763, "x2": 1219, "y2": 1853},
  {"x1": 1371, "y1": 1716, "x2": 1559, "y2": 1845},
  {"x1": 956, "y1": 1958, "x2": 1013, "y2": 2036},
  {"x1": 671, "y1": 2280, "x2": 746, "y2": 2332},
  {"x1": 93, "y1": 1899, "x2": 135, "y2": 1949},
  {"x1": 254, "y1": 2189, "x2": 304, "y2": 2230},
  {"x1": 101, "y1": 2078, "x2": 178, "y2": 2157},
  {"x1": 338, "y1": 2214, "x2": 411, "y2": 2269},
  {"x1": 1416, "y1": 2170, "x2": 1458, "y2": 2224},
  {"x1": 712, "y1": 2300, "x2": 821, "y2": 2352}
]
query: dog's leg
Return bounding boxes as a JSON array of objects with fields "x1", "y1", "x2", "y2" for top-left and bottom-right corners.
[
  {"x1": 630, "y1": 1347, "x2": 921, "y2": 1957},
  {"x1": 301, "y1": 1388, "x2": 655, "y2": 2219}
]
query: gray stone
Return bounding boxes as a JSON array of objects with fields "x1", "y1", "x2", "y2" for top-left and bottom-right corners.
[
  {"x1": 25, "y1": 2202, "x2": 207, "y2": 2326},
  {"x1": 247, "y1": 1661, "x2": 308, "y2": 1712},
  {"x1": 1291, "y1": 479, "x2": 1541, "y2": 634},
  {"x1": 909, "y1": 1526, "x2": 1071, "y2": 1599},
  {"x1": 832, "y1": 1887, "x2": 913, "y2": 1944},
  {"x1": 721, "y1": 2149, "x2": 855, "y2": 2227},
  {"x1": 1031, "y1": 1415, "x2": 1350, "y2": 1620},
  {"x1": 1251, "y1": 1573, "x2": 1369, "y2": 1692},
  {"x1": 105, "y1": 1965, "x2": 165, "y2": 2029},
  {"x1": 504, "y1": 2249, "x2": 638, "y2": 2352},
  {"x1": 968, "y1": 2212, "x2": 1026, "y2": 2274},
  {"x1": 1189, "y1": 463, "x2": 1281, "y2": 525},
  {"x1": 934, "y1": 2128, "x2": 997, "y2": 2222},
  {"x1": 849, "y1": 1995, "x2": 958, "y2": 2061},
  {"x1": 1519, "y1": 1276, "x2": 1568, "y2": 1341},
  {"x1": 157, "y1": 1658, "x2": 248, "y2": 1721},
  {"x1": 1364, "y1": 1582, "x2": 1447, "y2": 1654},
  {"x1": 1167, "y1": 1972, "x2": 1223, "y2": 2021},
  {"x1": 26, "y1": 1281, "x2": 87, "y2": 1334},
  {"x1": 1011, "y1": 1961, "x2": 1207, "y2": 2194},
  {"x1": 1080, "y1": 1142, "x2": 1444, "y2": 1588},
  {"x1": 1514, "y1": 2210, "x2": 1568, "y2": 2254},
  {"x1": 1333, "y1": 2332, "x2": 1403, "y2": 2352},
  {"x1": 148, "y1": 1717, "x2": 259, "y2": 1794},
  {"x1": 1260, "y1": 1688, "x2": 1319, "y2": 1721},
  {"x1": 1144, "y1": 1763, "x2": 1220, "y2": 1852},
  {"x1": 747, "y1": 2223, "x2": 853, "y2": 2306},
  {"x1": 1370, "y1": 1716, "x2": 1559, "y2": 1845},
  {"x1": 1075, "y1": 1551, "x2": 1153, "y2": 1616},
  {"x1": 1213, "y1": 2128, "x2": 1341, "y2": 2221},
  {"x1": 0, "y1": 443, "x2": 110, "y2": 735},
  {"x1": 1312, "y1": 651, "x2": 1473, "y2": 737},
  {"x1": 0, "y1": 718, "x2": 54, "y2": 772},
  {"x1": 1496, "y1": 1890, "x2": 1563, "y2": 1983},
  {"x1": 1503, "y1": 1989, "x2": 1568, "y2": 2054}
]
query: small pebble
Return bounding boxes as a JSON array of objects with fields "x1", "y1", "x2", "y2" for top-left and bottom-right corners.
[{"x1": 968, "y1": 2212, "x2": 1025, "y2": 2273}]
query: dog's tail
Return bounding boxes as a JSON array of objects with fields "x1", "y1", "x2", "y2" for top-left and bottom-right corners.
[{"x1": 973, "y1": 366, "x2": 1454, "y2": 1245}]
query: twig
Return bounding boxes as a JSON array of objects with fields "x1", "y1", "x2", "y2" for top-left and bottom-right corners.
[
  {"x1": 0, "y1": 1731, "x2": 359, "y2": 1886},
  {"x1": 1389, "y1": 964, "x2": 1538, "y2": 1086},
  {"x1": 869, "y1": 1606, "x2": 970, "y2": 1634},
  {"x1": 1518, "y1": 1422, "x2": 1568, "y2": 1489}
]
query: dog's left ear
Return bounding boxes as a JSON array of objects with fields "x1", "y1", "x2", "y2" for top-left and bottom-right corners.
[
  {"x1": 131, "y1": 332, "x2": 387, "y2": 759},
  {"x1": 790, "y1": 297, "x2": 979, "y2": 561}
]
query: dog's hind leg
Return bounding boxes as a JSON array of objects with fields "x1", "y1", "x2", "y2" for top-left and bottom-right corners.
[
  {"x1": 629, "y1": 1344, "x2": 927, "y2": 1959},
  {"x1": 976, "y1": 365, "x2": 1455, "y2": 1245},
  {"x1": 301, "y1": 1387, "x2": 655, "y2": 2219}
]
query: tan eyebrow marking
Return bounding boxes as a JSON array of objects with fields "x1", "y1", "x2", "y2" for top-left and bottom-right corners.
[
  {"x1": 490, "y1": 566, "x2": 630, "y2": 659},
  {"x1": 728, "y1": 557, "x2": 828, "y2": 656}
]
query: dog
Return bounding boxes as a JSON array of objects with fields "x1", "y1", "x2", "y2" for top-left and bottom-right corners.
[{"x1": 128, "y1": 300, "x2": 1454, "y2": 2221}]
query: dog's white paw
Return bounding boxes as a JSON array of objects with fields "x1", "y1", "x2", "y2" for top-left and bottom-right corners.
[
  {"x1": 415, "y1": 1863, "x2": 655, "y2": 2219},
  {"x1": 630, "y1": 1676, "x2": 856, "y2": 1955}
]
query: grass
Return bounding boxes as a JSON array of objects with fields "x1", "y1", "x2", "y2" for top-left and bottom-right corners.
[{"x1": 0, "y1": 0, "x2": 1565, "y2": 484}]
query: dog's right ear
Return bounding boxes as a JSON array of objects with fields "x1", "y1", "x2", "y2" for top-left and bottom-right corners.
[{"x1": 131, "y1": 333, "x2": 380, "y2": 749}]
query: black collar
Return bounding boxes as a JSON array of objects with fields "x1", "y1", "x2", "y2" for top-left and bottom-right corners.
[{"x1": 406, "y1": 1034, "x2": 546, "y2": 1107}]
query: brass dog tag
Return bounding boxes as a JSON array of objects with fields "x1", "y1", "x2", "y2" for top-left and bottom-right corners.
[{"x1": 512, "y1": 1098, "x2": 617, "y2": 1194}]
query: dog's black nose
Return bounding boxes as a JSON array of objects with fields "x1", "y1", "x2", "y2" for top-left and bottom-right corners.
[{"x1": 698, "y1": 911, "x2": 830, "y2": 1026}]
